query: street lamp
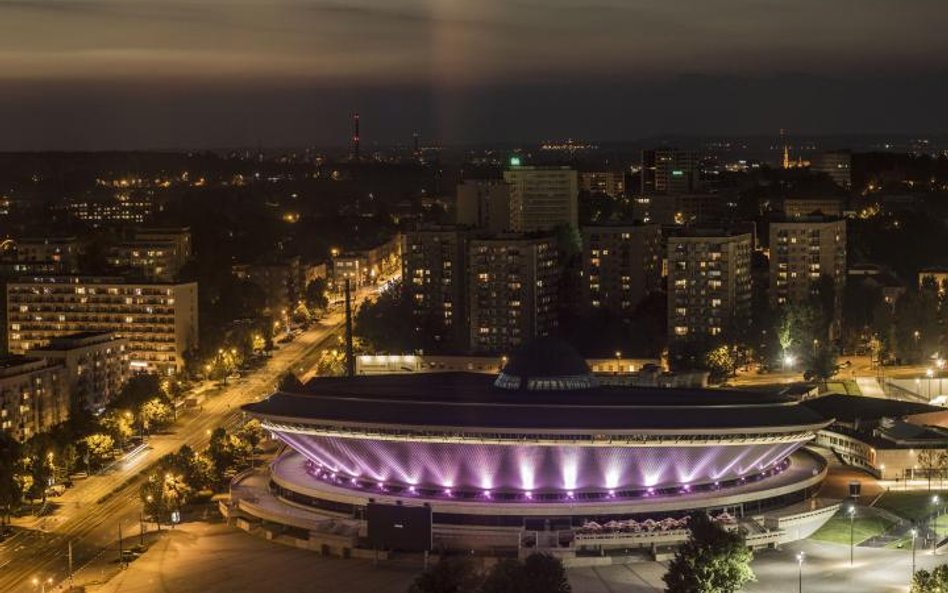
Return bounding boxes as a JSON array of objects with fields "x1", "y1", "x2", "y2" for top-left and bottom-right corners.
[
  {"x1": 912, "y1": 527, "x2": 918, "y2": 576},
  {"x1": 848, "y1": 505, "x2": 856, "y2": 566},
  {"x1": 796, "y1": 551, "x2": 805, "y2": 593},
  {"x1": 31, "y1": 576, "x2": 53, "y2": 593},
  {"x1": 615, "y1": 351, "x2": 622, "y2": 375},
  {"x1": 933, "y1": 495, "x2": 941, "y2": 554}
]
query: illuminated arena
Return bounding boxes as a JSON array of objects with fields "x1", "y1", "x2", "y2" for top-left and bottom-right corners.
[{"x1": 235, "y1": 340, "x2": 838, "y2": 554}]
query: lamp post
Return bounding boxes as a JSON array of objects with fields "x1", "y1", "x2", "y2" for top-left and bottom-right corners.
[
  {"x1": 933, "y1": 495, "x2": 941, "y2": 555},
  {"x1": 912, "y1": 527, "x2": 918, "y2": 576},
  {"x1": 796, "y1": 551, "x2": 805, "y2": 593},
  {"x1": 31, "y1": 576, "x2": 53, "y2": 593},
  {"x1": 927, "y1": 368, "x2": 934, "y2": 400},
  {"x1": 615, "y1": 351, "x2": 622, "y2": 375},
  {"x1": 848, "y1": 505, "x2": 856, "y2": 566}
]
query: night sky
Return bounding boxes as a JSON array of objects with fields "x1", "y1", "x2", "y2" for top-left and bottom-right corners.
[{"x1": 1, "y1": 0, "x2": 947, "y2": 149}]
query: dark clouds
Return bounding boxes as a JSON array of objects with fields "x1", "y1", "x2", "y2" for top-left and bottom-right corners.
[{"x1": 0, "y1": 0, "x2": 946, "y2": 148}]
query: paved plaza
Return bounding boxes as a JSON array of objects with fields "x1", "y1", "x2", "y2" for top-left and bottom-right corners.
[{"x1": 83, "y1": 521, "x2": 945, "y2": 593}]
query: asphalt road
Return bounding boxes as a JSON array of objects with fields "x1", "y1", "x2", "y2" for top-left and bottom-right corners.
[{"x1": 0, "y1": 311, "x2": 350, "y2": 593}]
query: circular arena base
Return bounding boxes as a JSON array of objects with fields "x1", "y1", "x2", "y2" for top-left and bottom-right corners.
[{"x1": 227, "y1": 448, "x2": 835, "y2": 554}]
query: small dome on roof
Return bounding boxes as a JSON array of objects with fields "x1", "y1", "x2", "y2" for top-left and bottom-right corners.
[{"x1": 495, "y1": 338, "x2": 597, "y2": 391}]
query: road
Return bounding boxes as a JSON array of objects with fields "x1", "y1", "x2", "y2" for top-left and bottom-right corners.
[{"x1": 0, "y1": 310, "x2": 352, "y2": 593}]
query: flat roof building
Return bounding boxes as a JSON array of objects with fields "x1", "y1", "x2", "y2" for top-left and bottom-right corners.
[
  {"x1": 468, "y1": 235, "x2": 560, "y2": 354},
  {"x1": 503, "y1": 166, "x2": 578, "y2": 232},
  {"x1": 30, "y1": 331, "x2": 129, "y2": 413},
  {"x1": 402, "y1": 228, "x2": 471, "y2": 351},
  {"x1": 6, "y1": 276, "x2": 198, "y2": 375},
  {"x1": 769, "y1": 218, "x2": 846, "y2": 331},
  {"x1": 582, "y1": 224, "x2": 662, "y2": 319},
  {"x1": 667, "y1": 230, "x2": 752, "y2": 347},
  {"x1": 0, "y1": 356, "x2": 68, "y2": 441}
]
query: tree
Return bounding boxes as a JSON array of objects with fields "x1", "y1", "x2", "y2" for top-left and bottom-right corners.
[
  {"x1": 663, "y1": 513, "x2": 755, "y2": 593},
  {"x1": 917, "y1": 450, "x2": 944, "y2": 491},
  {"x1": 113, "y1": 374, "x2": 163, "y2": 412},
  {"x1": 805, "y1": 343, "x2": 839, "y2": 384},
  {"x1": 140, "y1": 399, "x2": 173, "y2": 432},
  {"x1": 237, "y1": 420, "x2": 265, "y2": 453},
  {"x1": 277, "y1": 372, "x2": 304, "y2": 392},
  {"x1": 101, "y1": 410, "x2": 134, "y2": 447},
  {"x1": 406, "y1": 555, "x2": 481, "y2": 593},
  {"x1": 480, "y1": 559, "x2": 526, "y2": 593},
  {"x1": 0, "y1": 435, "x2": 23, "y2": 525},
  {"x1": 304, "y1": 278, "x2": 329, "y2": 313},
  {"x1": 704, "y1": 345, "x2": 739, "y2": 383},
  {"x1": 83, "y1": 434, "x2": 115, "y2": 468},
  {"x1": 522, "y1": 553, "x2": 571, "y2": 593},
  {"x1": 316, "y1": 349, "x2": 347, "y2": 377},
  {"x1": 911, "y1": 564, "x2": 948, "y2": 593}
]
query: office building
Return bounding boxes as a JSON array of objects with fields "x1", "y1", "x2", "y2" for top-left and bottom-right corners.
[
  {"x1": 641, "y1": 149, "x2": 700, "y2": 194},
  {"x1": 580, "y1": 171, "x2": 625, "y2": 198},
  {"x1": 402, "y1": 228, "x2": 471, "y2": 350},
  {"x1": 769, "y1": 218, "x2": 847, "y2": 328},
  {"x1": 667, "y1": 230, "x2": 752, "y2": 345},
  {"x1": 6, "y1": 276, "x2": 198, "y2": 375},
  {"x1": 0, "y1": 356, "x2": 68, "y2": 441},
  {"x1": 468, "y1": 235, "x2": 560, "y2": 353},
  {"x1": 456, "y1": 180, "x2": 511, "y2": 232},
  {"x1": 503, "y1": 166, "x2": 578, "y2": 231},
  {"x1": 582, "y1": 224, "x2": 662, "y2": 317},
  {"x1": 30, "y1": 332, "x2": 129, "y2": 413},
  {"x1": 811, "y1": 150, "x2": 852, "y2": 189}
]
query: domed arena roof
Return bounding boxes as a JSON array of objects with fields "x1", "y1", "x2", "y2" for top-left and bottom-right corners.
[{"x1": 494, "y1": 337, "x2": 598, "y2": 391}]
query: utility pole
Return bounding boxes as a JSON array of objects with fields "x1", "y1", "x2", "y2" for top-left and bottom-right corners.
[
  {"x1": 118, "y1": 523, "x2": 124, "y2": 566},
  {"x1": 344, "y1": 278, "x2": 355, "y2": 378},
  {"x1": 68, "y1": 540, "x2": 73, "y2": 581}
]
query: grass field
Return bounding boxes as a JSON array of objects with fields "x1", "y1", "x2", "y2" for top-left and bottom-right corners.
[
  {"x1": 876, "y1": 490, "x2": 948, "y2": 522},
  {"x1": 810, "y1": 514, "x2": 896, "y2": 545}
]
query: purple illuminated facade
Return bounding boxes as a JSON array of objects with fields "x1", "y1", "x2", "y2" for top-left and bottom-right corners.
[
  {"x1": 246, "y1": 339, "x2": 830, "y2": 509},
  {"x1": 272, "y1": 430, "x2": 805, "y2": 498}
]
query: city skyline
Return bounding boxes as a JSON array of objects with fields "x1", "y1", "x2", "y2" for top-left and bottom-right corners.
[{"x1": 2, "y1": 0, "x2": 948, "y2": 149}]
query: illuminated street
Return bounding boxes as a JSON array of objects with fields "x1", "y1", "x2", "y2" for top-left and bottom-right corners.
[{"x1": 0, "y1": 311, "x2": 354, "y2": 593}]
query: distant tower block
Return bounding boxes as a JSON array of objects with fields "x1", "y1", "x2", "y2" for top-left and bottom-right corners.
[
  {"x1": 413, "y1": 131, "x2": 420, "y2": 157},
  {"x1": 352, "y1": 112, "x2": 361, "y2": 161}
]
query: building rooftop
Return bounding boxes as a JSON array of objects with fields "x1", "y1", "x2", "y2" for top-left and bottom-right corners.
[{"x1": 243, "y1": 371, "x2": 830, "y2": 433}]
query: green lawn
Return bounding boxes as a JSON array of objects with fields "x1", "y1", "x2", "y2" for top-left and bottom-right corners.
[
  {"x1": 811, "y1": 514, "x2": 896, "y2": 545},
  {"x1": 824, "y1": 380, "x2": 861, "y2": 395},
  {"x1": 875, "y1": 490, "x2": 948, "y2": 522}
]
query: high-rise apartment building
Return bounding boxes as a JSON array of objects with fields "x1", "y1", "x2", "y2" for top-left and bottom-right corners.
[
  {"x1": 667, "y1": 231, "x2": 752, "y2": 345},
  {"x1": 6, "y1": 276, "x2": 198, "y2": 375},
  {"x1": 503, "y1": 166, "x2": 578, "y2": 232},
  {"x1": 811, "y1": 150, "x2": 852, "y2": 189},
  {"x1": 641, "y1": 149, "x2": 700, "y2": 194},
  {"x1": 456, "y1": 180, "x2": 512, "y2": 232},
  {"x1": 0, "y1": 356, "x2": 68, "y2": 441},
  {"x1": 30, "y1": 331, "x2": 129, "y2": 413},
  {"x1": 582, "y1": 224, "x2": 662, "y2": 317},
  {"x1": 468, "y1": 235, "x2": 560, "y2": 354},
  {"x1": 402, "y1": 228, "x2": 471, "y2": 350},
  {"x1": 769, "y1": 218, "x2": 847, "y2": 328}
]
